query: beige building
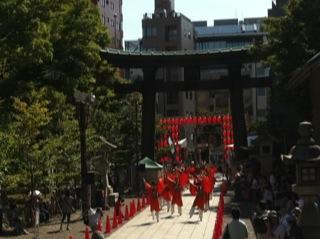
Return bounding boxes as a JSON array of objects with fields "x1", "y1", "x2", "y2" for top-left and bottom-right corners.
[{"x1": 94, "y1": 0, "x2": 123, "y2": 49}]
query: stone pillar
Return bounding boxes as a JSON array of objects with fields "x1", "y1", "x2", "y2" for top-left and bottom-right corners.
[
  {"x1": 141, "y1": 68, "x2": 157, "y2": 160},
  {"x1": 229, "y1": 64, "x2": 248, "y2": 160}
]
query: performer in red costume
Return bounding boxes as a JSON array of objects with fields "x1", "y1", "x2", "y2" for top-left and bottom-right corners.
[
  {"x1": 144, "y1": 179, "x2": 160, "y2": 222},
  {"x1": 157, "y1": 176, "x2": 172, "y2": 212},
  {"x1": 189, "y1": 179, "x2": 205, "y2": 221},
  {"x1": 168, "y1": 172, "x2": 183, "y2": 216}
]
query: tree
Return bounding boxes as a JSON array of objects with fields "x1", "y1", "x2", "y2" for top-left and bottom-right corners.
[
  {"x1": 0, "y1": 0, "x2": 112, "y2": 100},
  {"x1": 255, "y1": 0, "x2": 320, "y2": 146},
  {"x1": 0, "y1": 0, "x2": 114, "y2": 195}
]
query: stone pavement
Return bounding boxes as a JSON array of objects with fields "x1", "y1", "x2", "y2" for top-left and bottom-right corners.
[{"x1": 107, "y1": 192, "x2": 220, "y2": 239}]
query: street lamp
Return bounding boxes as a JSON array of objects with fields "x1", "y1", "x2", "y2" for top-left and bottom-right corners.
[
  {"x1": 74, "y1": 89, "x2": 95, "y2": 216},
  {"x1": 114, "y1": 13, "x2": 117, "y2": 49}
]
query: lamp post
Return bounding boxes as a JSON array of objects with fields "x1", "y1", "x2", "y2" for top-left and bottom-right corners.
[
  {"x1": 74, "y1": 90, "x2": 95, "y2": 215},
  {"x1": 114, "y1": 13, "x2": 117, "y2": 49}
]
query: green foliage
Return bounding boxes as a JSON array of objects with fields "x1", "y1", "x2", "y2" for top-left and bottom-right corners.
[
  {"x1": 258, "y1": 0, "x2": 320, "y2": 78},
  {"x1": 0, "y1": 0, "x2": 111, "y2": 99},
  {"x1": 0, "y1": 0, "x2": 141, "y2": 198},
  {"x1": 0, "y1": 0, "x2": 115, "y2": 194},
  {"x1": 255, "y1": 0, "x2": 319, "y2": 143},
  {"x1": 92, "y1": 92, "x2": 142, "y2": 166}
]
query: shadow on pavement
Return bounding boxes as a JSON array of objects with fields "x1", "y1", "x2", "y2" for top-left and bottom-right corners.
[{"x1": 133, "y1": 222, "x2": 154, "y2": 227}]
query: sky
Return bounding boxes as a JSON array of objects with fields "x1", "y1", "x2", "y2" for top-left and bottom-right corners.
[{"x1": 123, "y1": 0, "x2": 272, "y2": 41}]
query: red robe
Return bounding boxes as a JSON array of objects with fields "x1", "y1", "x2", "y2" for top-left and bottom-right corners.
[
  {"x1": 158, "y1": 177, "x2": 172, "y2": 202},
  {"x1": 145, "y1": 182, "x2": 160, "y2": 212},
  {"x1": 168, "y1": 175, "x2": 183, "y2": 207},
  {"x1": 192, "y1": 183, "x2": 205, "y2": 210}
]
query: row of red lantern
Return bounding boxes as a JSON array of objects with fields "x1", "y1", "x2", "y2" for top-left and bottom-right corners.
[{"x1": 160, "y1": 115, "x2": 232, "y2": 126}]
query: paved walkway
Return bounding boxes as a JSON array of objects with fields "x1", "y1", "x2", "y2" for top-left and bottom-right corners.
[{"x1": 107, "y1": 192, "x2": 220, "y2": 239}]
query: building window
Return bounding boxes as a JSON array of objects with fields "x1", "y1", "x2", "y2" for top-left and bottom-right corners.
[
  {"x1": 166, "y1": 25, "x2": 177, "y2": 42},
  {"x1": 257, "y1": 88, "x2": 266, "y2": 96},
  {"x1": 143, "y1": 26, "x2": 157, "y2": 38},
  {"x1": 111, "y1": 2, "x2": 114, "y2": 9}
]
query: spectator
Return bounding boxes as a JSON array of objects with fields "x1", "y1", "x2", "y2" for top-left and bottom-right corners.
[
  {"x1": 91, "y1": 222, "x2": 104, "y2": 239},
  {"x1": 287, "y1": 216, "x2": 303, "y2": 239},
  {"x1": 267, "y1": 210, "x2": 283, "y2": 239},
  {"x1": 222, "y1": 207, "x2": 248, "y2": 239},
  {"x1": 59, "y1": 190, "x2": 74, "y2": 231},
  {"x1": 88, "y1": 208, "x2": 103, "y2": 231},
  {"x1": 251, "y1": 176, "x2": 260, "y2": 202},
  {"x1": 252, "y1": 201, "x2": 269, "y2": 239},
  {"x1": 115, "y1": 196, "x2": 124, "y2": 217},
  {"x1": 263, "y1": 185, "x2": 274, "y2": 209},
  {"x1": 6, "y1": 203, "x2": 29, "y2": 235}
]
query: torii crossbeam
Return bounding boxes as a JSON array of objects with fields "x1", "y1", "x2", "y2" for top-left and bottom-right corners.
[{"x1": 100, "y1": 47, "x2": 271, "y2": 160}]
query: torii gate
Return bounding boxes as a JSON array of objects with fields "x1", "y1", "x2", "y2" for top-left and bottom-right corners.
[{"x1": 100, "y1": 47, "x2": 271, "y2": 160}]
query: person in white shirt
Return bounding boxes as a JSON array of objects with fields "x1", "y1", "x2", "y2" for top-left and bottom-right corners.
[{"x1": 222, "y1": 207, "x2": 249, "y2": 239}]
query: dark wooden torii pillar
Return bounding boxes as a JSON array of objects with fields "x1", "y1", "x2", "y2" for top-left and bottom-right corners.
[
  {"x1": 141, "y1": 68, "x2": 157, "y2": 159},
  {"x1": 229, "y1": 64, "x2": 248, "y2": 158}
]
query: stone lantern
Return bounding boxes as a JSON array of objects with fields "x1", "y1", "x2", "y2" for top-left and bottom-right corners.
[{"x1": 284, "y1": 121, "x2": 320, "y2": 238}]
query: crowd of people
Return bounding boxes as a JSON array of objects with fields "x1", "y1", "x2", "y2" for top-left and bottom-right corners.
[
  {"x1": 143, "y1": 162, "x2": 219, "y2": 222},
  {"x1": 228, "y1": 163, "x2": 305, "y2": 239}
]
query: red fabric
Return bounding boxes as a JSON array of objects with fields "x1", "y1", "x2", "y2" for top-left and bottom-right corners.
[
  {"x1": 172, "y1": 186, "x2": 183, "y2": 206},
  {"x1": 192, "y1": 184, "x2": 205, "y2": 210},
  {"x1": 144, "y1": 182, "x2": 160, "y2": 212},
  {"x1": 157, "y1": 177, "x2": 165, "y2": 194},
  {"x1": 202, "y1": 176, "x2": 212, "y2": 194},
  {"x1": 189, "y1": 183, "x2": 197, "y2": 196},
  {"x1": 160, "y1": 185, "x2": 172, "y2": 202},
  {"x1": 179, "y1": 171, "x2": 189, "y2": 188},
  {"x1": 167, "y1": 175, "x2": 183, "y2": 207}
]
